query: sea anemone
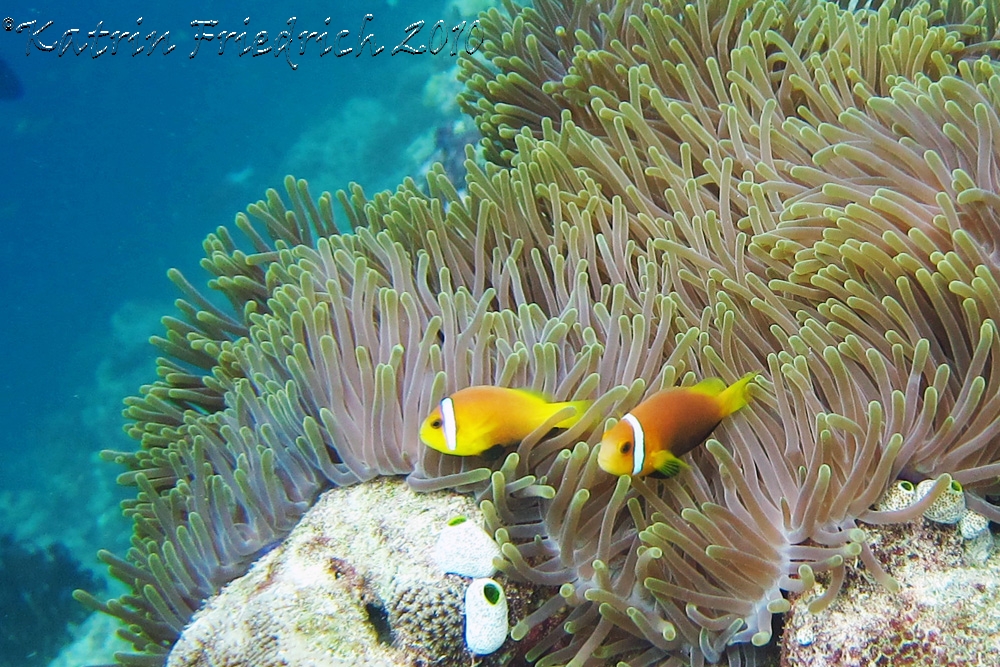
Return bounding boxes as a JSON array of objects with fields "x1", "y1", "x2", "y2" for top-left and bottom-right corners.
[{"x1": 80, "y1": 0, "x2": 1000, "y2": 665}]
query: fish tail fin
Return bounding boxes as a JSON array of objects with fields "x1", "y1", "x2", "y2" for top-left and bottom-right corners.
[
  {"x1": 715, "y1": 372, "x2": 758, "y2": 417},
  {"x1": 551, "y1": 400, "x2": 592, "y2": 428}
]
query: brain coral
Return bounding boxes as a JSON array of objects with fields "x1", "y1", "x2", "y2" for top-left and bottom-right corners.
[{"x1": 77, "y1": 0, "x2": 1000, "y2": 665}]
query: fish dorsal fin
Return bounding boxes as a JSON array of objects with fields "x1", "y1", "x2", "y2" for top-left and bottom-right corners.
[
  {"x1": 715, "y1": 371, "x2": 758, "y2": 417},
  {"x1": 686, "y1": 377, "x2": 727, "y2": 397},
  {"x1": 512, "y1": 387, "x2": 551, "y2": 402}
]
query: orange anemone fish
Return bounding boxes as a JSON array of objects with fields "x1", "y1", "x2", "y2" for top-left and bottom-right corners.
[
  {"x1": 420, "y1": 386, "x2": 591, "y2": 457},
  {"x1": 598, "y1": 372, "x2": 758, "y2": 478}
]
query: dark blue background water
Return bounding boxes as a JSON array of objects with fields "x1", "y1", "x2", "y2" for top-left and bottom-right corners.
[{"x1": 0, "y1": 0, "x2": 471, "y2": 512}]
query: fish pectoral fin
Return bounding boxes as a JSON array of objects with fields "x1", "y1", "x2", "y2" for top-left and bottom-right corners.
[
  {"x1": 480, "y1": 444, "x2": 508, "y2": 461},
  {"x1": 654, "y1": 455, "x2": 687, "y2": 479}
]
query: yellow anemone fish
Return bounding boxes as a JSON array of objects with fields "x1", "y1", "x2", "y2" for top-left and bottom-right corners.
[
  {"x1": 597, "y1": 372, "x2": 758, "y2": 478},
  {"x1": 420, "y1": 386, "x2": 591, "y2": 457}
]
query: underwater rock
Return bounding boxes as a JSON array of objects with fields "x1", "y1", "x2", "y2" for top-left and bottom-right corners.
[
  {"x1": 782, "y1": 520, "x2": 1000, "y2": 666},
  {"x1": 48, "y1": 611, "x2": 133, "y2": 667},
  {"x1": 964, "y1": 530, "x2": 996, "y2": 567},
  {"x1": 166, "y1": 478, "x2": 520, "y2": 667},
  {"x1": 387, "y1": 578, "x2": 466, "y2": 665}
]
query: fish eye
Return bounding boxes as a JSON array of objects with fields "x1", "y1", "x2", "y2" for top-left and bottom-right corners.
[
  {"x1": 619, "y1": 441, "x2": 632, "y2": 455},
  {"x1": 430, "y1": 418, "x2": 442, "y2": 429}
]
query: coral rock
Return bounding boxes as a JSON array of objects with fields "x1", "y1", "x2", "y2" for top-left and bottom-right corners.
[
  {"x1": 782, "y1": 521, "x2": 1000, "y2": 666},
  {"x1": 166, "y1": 478, "x2": 491, "y2": 667},
  {"x1": 387, "y1": 579, "x2": 467, "y2": 666},
  {"x1": 965, "y1": 530, "x2": 996, "y2": 566}
]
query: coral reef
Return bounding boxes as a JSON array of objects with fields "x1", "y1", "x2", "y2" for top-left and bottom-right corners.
[
  {"x1": 79, "y1": 0, "x2": 1000, "y2": 665},
  {"x1": 0, "y1": 534, "x2": 102, "y2": 667},
  {"x1": 282, "y1": 97, "x2": 415, "y2": 198},
  {"x1": 0, "y1": 300, "x2": 156, "y2": 566},
  {"x1": 782, "y1": 520, "x2": 1000, "y2": 666},
  {"x1": 874, "y1": 475, "x2": 998, "y2": 566},
  {"x1": 48, "y1": 612, "x2": 134, "y2": 667},
  {"x1": 388, "y1": 579, "x2": 466, "y2": 666},
  {"x1": 0, "y1": 299, "x2": 160, "y2": 666},
  {"x1": 164, "y1": 477, "x2": 526, "y2": 667}
]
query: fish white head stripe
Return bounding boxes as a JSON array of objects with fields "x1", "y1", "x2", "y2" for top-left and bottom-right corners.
[
  {"x1": 621, "y1": 413, "x2": 645, "y2": 476},
  {"x1": 440, "y1": 397, "x2": 458, "y2": 452}
]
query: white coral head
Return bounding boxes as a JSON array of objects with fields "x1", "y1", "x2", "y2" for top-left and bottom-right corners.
[
  {"x1": 433, "y1": 515, "x2": 501, "y2": 578},
  {"x1": 958, "y1": 510, "x2": 990, "y2": 540},
  {"x1": 964, "y1": 529, "x2": 995, "y2": 565},
  {"x1": 915, "y1": 478, "x2": 966, "y2": 524},
  {"x1": 464, "y1": 577, "x2": 508, "y2": 655},
  {"x1": 875, "y1": 479, "x2": 916, "y2": 512}
]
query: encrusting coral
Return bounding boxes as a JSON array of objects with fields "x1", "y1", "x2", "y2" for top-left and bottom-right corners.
[{"x1": 77, "y1": 0, "x2": 1000, "y2": 665}]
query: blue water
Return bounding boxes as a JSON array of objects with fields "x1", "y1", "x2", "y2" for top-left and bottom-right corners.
[
  {"x1": 2, "y1": 0, "x2": 469, "y2": 476},
  {"x1": 0, "y1": 0, "x2": 475, "y2": 658}
]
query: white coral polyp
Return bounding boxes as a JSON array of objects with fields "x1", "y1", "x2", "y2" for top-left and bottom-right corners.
[
  {"x1": 464, "y1": 577, "x2": 508, "y2": 655},
  {"x1": 915, "y1": 479, "x2": 966, "y2": 524},
  {"x1": 875, "y1": 480, "x2": 916, "y2": 513},
  {"x1": 432, "y1": 516, "x2": 501, "y2": 578},
  {"x1": 958, "y1": 510, "x2": 990, "y2": 540}
]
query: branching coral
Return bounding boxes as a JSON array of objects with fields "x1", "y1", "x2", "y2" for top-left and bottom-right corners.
[{"x1": 79, "y1": 1, "x2": 1000, "y2": 666}]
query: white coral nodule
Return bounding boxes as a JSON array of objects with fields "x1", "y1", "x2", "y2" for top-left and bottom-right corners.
[
  {"x1": 464, "y1": 578, "x2": 508, "y2": 655},
  {"x1": 915, "y1": 479, "x2": 967, "y2": 524},
  {"x1": 958, "y1": 510, "x2": 990, "y2": 540},
  {"x1": 433, "y1": 515, "x2": 501, "y2": 578},
  {"x1": 875, "y1": 480, "x2": 917, "y2": 512}
]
